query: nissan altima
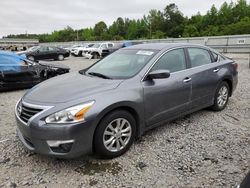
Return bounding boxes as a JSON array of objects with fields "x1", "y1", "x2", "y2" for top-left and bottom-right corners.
[{"x1": 15, "y1": 43, "x2": 238, "y2": 158}]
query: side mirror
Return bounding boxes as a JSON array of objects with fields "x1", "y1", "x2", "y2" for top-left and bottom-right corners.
[{"x1": 147, "y1": 70, "x2": 170, "y2": 80}]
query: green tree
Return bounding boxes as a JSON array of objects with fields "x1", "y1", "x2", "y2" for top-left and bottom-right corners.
[
  {"x1": 163, "y1": 3, "x2": 186, "y2": 37},
  {"x1": 6, "y1": 0, "x2": 250, "y2": 42},
  {"x1": 183, "y1": 25, "x2": 199, "y2": 37},
  {"x1": 93, "y1": 21, "x2": 108, "y2": 40}
]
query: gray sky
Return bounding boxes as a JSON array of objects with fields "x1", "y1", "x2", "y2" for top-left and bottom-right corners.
[{"x1": 0, "y1": 0, "x2": 240, "y2": 38}]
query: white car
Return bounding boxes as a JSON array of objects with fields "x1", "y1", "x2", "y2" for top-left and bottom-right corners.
[
  {"x1": 71, "y1": 44, "x2": 94, "y2": 57},
  {"x1": 83, "y1": 43, "x2": 114, "y2": 59}
]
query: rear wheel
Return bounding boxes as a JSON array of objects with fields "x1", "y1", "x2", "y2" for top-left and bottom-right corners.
[
  {"x1": 211, "y1": 82, "x2": 230, "y2": 111},
  {"x1": 58, "y1": 54, "x2": 64, "y2": 61},
  {"x1": 94, "y1": 110, "x2": 136, "y2": 158}
]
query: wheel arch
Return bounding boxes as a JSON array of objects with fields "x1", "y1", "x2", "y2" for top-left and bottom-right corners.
[
  {"x1": 221, "y1": 77, "x2": 233, "y2": 96},
  {"x1": 92, "y1": 102, "x2": 144, "y2": 150}
]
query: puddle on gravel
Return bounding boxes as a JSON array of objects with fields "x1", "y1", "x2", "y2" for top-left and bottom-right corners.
[{"x1": 74, "y1": 161, "x2": 122, "y2": 176}]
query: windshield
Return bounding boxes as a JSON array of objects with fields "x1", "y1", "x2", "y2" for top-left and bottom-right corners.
[
  {"x1": 92, "y1": 44, "x2": 101, "y2": 48},
  {"x1": 85, "y1": 49, "x2": 157, "y2": 79},
  {"x1": 28, "y1": 46, "x2": 40, "y2": 51}
]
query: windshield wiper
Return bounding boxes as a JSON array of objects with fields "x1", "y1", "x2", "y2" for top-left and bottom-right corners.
[{"x1": 87, "y1": 72, "x2": 112, "y2": 79}]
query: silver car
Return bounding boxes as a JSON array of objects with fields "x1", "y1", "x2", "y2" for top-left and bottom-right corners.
[{"x1": 15, "y1": 43, "x2": 238, "y2": 158}]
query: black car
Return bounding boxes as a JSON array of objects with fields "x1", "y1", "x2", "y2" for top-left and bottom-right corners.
[
  {"x1": 0, "y1": 51, "x2": 70, "y2": 91},
  {"x1": 18, "y1": 46, "x2": 70, "y2": 61}
]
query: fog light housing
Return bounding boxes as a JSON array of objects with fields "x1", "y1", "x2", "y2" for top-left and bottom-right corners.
[{"x1": 47, "y1": 140, "x2": 74, "y2": 153}]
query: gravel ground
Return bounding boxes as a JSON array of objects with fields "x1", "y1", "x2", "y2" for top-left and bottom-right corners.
[{"x1": 0, "y1": 55, "x2": 249, "y2": 188}]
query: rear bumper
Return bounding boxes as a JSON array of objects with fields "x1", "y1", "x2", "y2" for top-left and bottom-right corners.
[{"x1": 15, "y1": 115, "x2": 95, "y2": 158}]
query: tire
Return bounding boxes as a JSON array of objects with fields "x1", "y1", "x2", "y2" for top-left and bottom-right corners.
[
  {"x1": 78, "y1": 51, "x2": 83, "y2": 57},
  {"x1": 92, "y1": 53, "x2": 99, "y2": 59},
  {"x1": 58, "y1": 54, "x2": 64, "y2": 61},
  {"x1": 27, "y1": 56, "x2": 35, "y2": 61},
  {"x1": 81, "y1": 51, "x2": 86, "y2": 57},
  {"x1": 94, "y1": 110, "x2": 136, "y2": 159},
  {"x1": 211, "y1": 81, "x2": 230, "y2": 111}
]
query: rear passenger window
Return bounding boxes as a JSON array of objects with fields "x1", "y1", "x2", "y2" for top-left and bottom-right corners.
[
  {"x1": 212, "y1": 52, "x2": 219, "y2": 62},
  {"x1": 151, "y1": 49, "x2": 186, "y2": 73},
  {"x1": 188, "y1": 48, "x2": 212, "y2": 67},
  {"x1": 212, "y1": 52, "x2": 226, "y2": 62}
]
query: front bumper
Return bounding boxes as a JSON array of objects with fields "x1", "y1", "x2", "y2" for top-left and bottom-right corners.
[
  {"x1": 70, "y1": 50, "x2": 79, "y2": 56},
  {"x1": 15, "y1": 114, "x2": 95, "y2": 158},
  {"x1": 84, "y1": 53, "x2": 92, "y2": 59}
]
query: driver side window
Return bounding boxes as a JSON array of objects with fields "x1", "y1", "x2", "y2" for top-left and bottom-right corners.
[
  {"x1": 151, "y1": 48, "x2": 186, "y2": 73},
  {"x1": 39, "y1": 46, "x2": 48, "y2": 52}
]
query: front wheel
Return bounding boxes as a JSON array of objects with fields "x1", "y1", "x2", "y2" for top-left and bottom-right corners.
[
  {"x1": 211, "y1": 82, "x2": 230, "y2": 111},
  {"x1": 57, "y1": 54, "x2": 64, "y2": 61},
  {"x1": 92, "y1": 53, "x2": 99, "y2": 59},
  {"x1": 94, "y1": 110, "x2": 136, "y2": 158}
]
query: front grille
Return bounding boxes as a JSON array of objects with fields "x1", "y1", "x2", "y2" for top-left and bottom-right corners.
[{"x1": 19, "y1": 103, "x2": 43, "y2": 123}]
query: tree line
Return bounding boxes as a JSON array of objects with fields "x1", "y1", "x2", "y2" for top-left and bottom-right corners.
[{"x1": 6, "y1": 0, "x2": 250, "y2": 42}]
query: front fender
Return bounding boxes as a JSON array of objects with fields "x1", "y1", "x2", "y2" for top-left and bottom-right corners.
[{"x1": 91, "y1": 101, "x2": 145, "y2": 137}]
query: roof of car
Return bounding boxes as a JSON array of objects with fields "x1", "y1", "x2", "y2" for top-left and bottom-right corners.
[
  {"x1": 0, "y1": 50, "x2": 26, "y2": 59},
  {"x1": 0, "y1": 50, "x2": 18, "y2": 56},
  {"x1": 126, "y1": 43, "x2": 208, "y2": 51}
]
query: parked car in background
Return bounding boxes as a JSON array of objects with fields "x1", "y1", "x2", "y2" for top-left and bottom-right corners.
[
  {"x1": 0, "y1": 51, "x2": 69, "y2": 91},
  {"x1": 84, "y1": 42, "x2": 114, "y2": 59},
  {"x1": 70, "y1": 43, "x2": 94, "y2": 57},
  {"x1": 102, "y1": 41, "x2": 133, "y2": 58},
  {"x1": 15, "y1": 43, "x2": 238, "y2": 159},
  {"x1": 63, "y1": 44, "x2": 87, "y2": 54},
  {"x1": 17, "y1": 46, "x2": 70, "y2": 61}
]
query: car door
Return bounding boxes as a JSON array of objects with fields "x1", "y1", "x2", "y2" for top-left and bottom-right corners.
[
  {"x1": 47, "y1": 47, "x2": 58, "y2": 59},
  {"x1": 34, "y1": 46, "x2": 46, "y2": 60},
  {"x1": 142, "y1": 48, "x2": 192, "y2": 127},
  {"x1": 186, "y1": 47, "x2": 222, "y2": 110}
]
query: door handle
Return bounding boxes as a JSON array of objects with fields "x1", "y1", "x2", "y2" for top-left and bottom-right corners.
[
  {"x1": 183, "y1": 77, "x2": 192, "y2": 83},
  {"x1": 213, "y1": 68, "x2": 220, "y2": 73}
]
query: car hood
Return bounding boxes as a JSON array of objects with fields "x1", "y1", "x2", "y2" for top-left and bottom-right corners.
[
  {"x1": 72, "y1": 47, "x2": 88, "y2": 51},
  {"x1": 85, "y1": 47, "x2": 99, "y2": 51},
  {"x1": 16, "y1": 51, "x2": 27, "y2": 55},
  {"x1": 38, "y1": 61, "x2": 70, "y2": 70},
  {"x1": 23, "y1": 72, "x2": 123, "y2": 104}
]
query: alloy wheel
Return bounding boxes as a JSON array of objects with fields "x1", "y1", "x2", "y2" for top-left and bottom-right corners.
[
  {"x1": 103, "y1": 118, "x2": 132, "y2": 152},
  {"x1": 217, "y1": 86, "x2": 229, "y2": 107},
  {"x1": 58, "y1": 55, "x2": 64, "y2": 61}
]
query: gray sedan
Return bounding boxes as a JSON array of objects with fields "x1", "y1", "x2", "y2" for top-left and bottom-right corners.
[{"x1": 15, "y1": 43, "x2": 238, "y2": 158}]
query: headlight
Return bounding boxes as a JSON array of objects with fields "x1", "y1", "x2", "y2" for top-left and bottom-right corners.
[{"x1": 45, "y1": 101, "x2": 95, "y2": 124}]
